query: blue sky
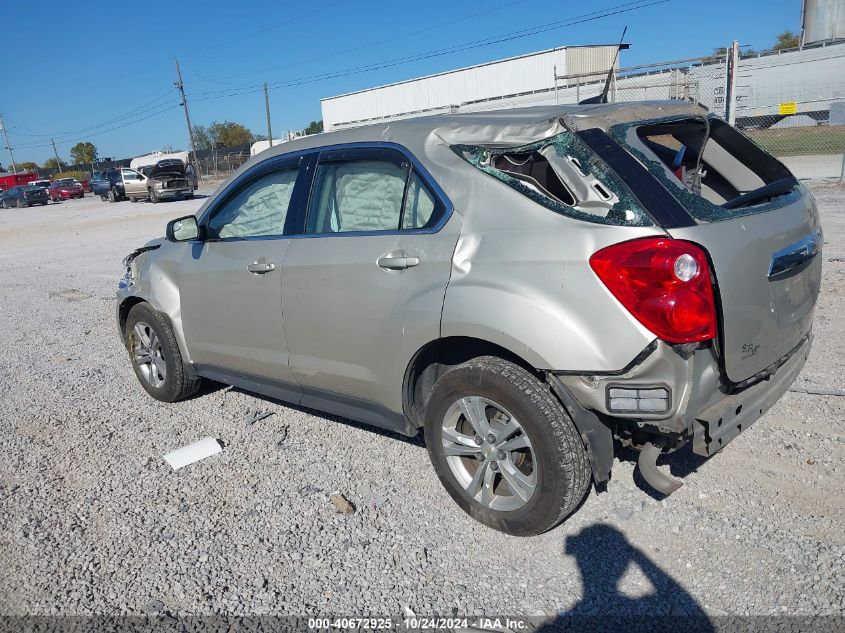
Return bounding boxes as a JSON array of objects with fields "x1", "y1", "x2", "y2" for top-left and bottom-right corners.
[{"x1": 3, "y1": 0, "x2": 802, "y2": 165}]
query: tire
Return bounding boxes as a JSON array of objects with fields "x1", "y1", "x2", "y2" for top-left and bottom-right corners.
[
  {"x1": 100, "y1": 194, "x2": 108, "y2": 202},
  {"x1": 108, "y1": 187, "x2": 120, "y2": 203},
  {"x1": 17, "y1": 198, "x2": 27, "y2": 208},
  {"x1": 130, "y1": 197, "x2": 137, "y2": 203},
  {"x1": 149, "y1": 188, "x2": 159, "y2": 204},
  {"x1": 125, "y1": 303, "x2": 201, "y2": 402},
  {"x1": 186, "y1": 192, "x2": 194, "y2": 199},
  {"x1": 0, "y1": 200, "x2": 6, "y2": 209},
  {"x1": 423, "y1": 356, "x2": 591, "y2": 536}
]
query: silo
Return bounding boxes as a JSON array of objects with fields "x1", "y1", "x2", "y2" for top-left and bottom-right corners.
[{"x1": 801, "y1": 0, "x2": 845, "y2": 45}]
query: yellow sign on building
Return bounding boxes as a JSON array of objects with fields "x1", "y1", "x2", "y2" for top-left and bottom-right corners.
[{"x1": 779, "y1": 102, "x2": 798, "y2": 115}]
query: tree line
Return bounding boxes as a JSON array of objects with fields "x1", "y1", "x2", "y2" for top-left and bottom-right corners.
[{"x1": 1, "y1": 119, "x2": 324, "y2": 172}]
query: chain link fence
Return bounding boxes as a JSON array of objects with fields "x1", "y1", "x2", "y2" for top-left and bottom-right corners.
[{"x1": 553, "y1": 41, "x2": 845, "y2": 179}]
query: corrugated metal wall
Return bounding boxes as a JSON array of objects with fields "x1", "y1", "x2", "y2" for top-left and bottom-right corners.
[{"x1": 322, "y1": 45, "x2": 619, "y2": 130}]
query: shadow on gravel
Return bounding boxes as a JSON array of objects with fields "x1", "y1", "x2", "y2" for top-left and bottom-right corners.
[{"x1": 537, "y1": 524, "x2": 714, "y2": 632}]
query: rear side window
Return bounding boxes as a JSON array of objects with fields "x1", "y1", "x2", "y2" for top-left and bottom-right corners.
[
  {"x1": 452, "y1": 132, "x2": 653, "y2": 227},
  {"x1": 306, "y1": 160, "x2": 407, "y2": 233},
  {"x1": 401, "y1": 172, "x2": 436, "y2": 230},
  {"x1": 207, "y1": 167, "x2": 298, "y2": 239}
]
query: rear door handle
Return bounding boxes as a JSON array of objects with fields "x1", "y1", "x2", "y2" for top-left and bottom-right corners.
[
  {"x1": 377, "y1": 254, "x2": 420, "y2": 270},
  {"x1": 247, "y1": 261, "x2": 276, "y2": 274}
]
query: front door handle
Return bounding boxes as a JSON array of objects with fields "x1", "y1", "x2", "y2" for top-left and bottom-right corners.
[
  {"x1": 247, "y1": 261, "x2": 276, "y2": 274},
  {"x1": 377, "y1": 253, "x2": 420, "y2": 270}
]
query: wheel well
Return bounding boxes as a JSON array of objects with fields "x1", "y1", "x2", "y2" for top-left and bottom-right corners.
[
  {"x1": 403, "y1": 336, "x2": 539, "y2": 428},
  {"x1": 118, "y1": 297, "x2": 146, "y2": 342}
]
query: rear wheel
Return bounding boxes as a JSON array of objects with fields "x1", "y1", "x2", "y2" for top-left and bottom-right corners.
[
  {"x1": 125, "y1": 303, "x2": 201, "y2": 402},
  {"x1": 130, "y1": 197, "x2": 137, "y2": 203},
  {"x1": 423, "y1": 356, "x2": 591, "y2": 536},
  {"x1": 17, "y1": 198, "x2": 27, "y2": 208}
]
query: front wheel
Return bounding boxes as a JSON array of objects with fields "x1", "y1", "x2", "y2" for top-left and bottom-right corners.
[
  {"x1": 423, "y1": 356, "x2": 591, "y2": 536},
  {"x1": 107, "y1": 188, "x2": 117, "y2": 203},
  {"x1": 148, "y1": 188, "x2": 159, "y2": 204},
  {"x1": 125, "y1": 303, "x2": 201, "y2": 402}
]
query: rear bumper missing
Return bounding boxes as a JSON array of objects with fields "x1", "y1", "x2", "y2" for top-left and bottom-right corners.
[
  {"x1": 556, "y1": 334, "x2": 811, "y2": 459},
  {"x1": 691, "y1": 335, "x2": 811, "y2": 456}
]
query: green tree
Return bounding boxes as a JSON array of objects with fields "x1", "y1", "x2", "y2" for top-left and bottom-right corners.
[
  {"x1": 17, "y1": 161, "x2": 38, "y2": 171},
  {"x1": 209, "y1": 121, "x2": 255, "y2": 147},
  {"x1": 304, "y1": 120, "x2": 323, "y2": 135},
  {"x1": 192, "y1": 125, "x2": 212, "y2": 151},
  {"x1": 43, "y1": 157, "x2": 64, "y2": 170},
  {"x1": 772, "y1": 30, "x2": 799, "y2": 50},
  {"x1": 70, "y1": 142, "x2": 97, "y2": 165}
]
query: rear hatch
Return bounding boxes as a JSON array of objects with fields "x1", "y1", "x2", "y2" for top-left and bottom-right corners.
[{"x1": 611, "y1": 116, "x2": 821, "y2": 383}]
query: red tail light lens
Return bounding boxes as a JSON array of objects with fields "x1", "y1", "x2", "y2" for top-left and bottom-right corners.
[{"x1": 589, "y1": 237, "x2": 717, "y2": 343}]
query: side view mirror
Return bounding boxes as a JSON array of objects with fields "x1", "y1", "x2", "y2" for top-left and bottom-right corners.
[{"x1": 166, "y1": 215, "x2": 200, "y2": 242}]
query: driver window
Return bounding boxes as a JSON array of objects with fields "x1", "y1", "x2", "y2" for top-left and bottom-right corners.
[{"x1": 206, "y1": 166, "x2": 299, "y2": 239}]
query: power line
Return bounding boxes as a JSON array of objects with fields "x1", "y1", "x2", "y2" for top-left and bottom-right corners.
[
  {"x1": 13, "y1": 104, "x2": 180, "y2": 150},
  {"x1": 187, "y1": 0, "x2": 666, "y2": 103},
  {"x1": 9, "y1": 90, "x2": 177, "y2": 139},
  {"x1": 195, "y1": 0, "x2": 532, "y2": 86}
]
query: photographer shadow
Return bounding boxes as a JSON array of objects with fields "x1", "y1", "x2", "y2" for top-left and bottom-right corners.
[{"x1": 537, "y1": 523, "x2": 714, "y2": 633}]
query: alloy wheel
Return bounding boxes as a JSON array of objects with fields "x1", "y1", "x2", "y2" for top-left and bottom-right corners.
[
  {"x1": 131, "y1": 321, "x2": 167, "y2": 388},
  {"x1": 441, "y1": 396, "x2": 537, "y2": 511}
]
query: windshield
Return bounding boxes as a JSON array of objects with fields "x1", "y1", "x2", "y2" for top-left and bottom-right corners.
[{"x1": 57, "y1": 179, "x2": 77, "y2": 186}]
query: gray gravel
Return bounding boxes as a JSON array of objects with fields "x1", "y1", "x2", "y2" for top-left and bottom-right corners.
[{"x1": 0, "y1": 185, "x2": 843, "y2": 620}]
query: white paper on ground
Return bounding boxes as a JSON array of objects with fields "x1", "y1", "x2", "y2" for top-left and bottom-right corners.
[{"x1": 163, "y1": 437, "x2": 223, "y2": 470}]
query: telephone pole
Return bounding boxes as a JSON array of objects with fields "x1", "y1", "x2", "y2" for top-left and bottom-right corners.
[
  {"x1": 264, "y1": 83, "x2": 274, "y2": 148},
  {"x1": 51, "y1": 139, "x2": 63, "y2": 172},
  {"x1": 174, "y1": 58, "x2": 200, "y2": 177},
  {"x1": 0, "y1": 113, "x2": 17, "y2": 174}
]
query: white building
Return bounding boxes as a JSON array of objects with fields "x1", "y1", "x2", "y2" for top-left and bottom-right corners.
[{"x1": 321, "y1": 44, "x2": 625, "y2": 131}]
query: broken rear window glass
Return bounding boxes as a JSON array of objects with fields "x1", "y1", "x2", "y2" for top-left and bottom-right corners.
[
  {"x1": 609, "y1": 115, "x2": 800, "y2": 222},
  {"x1": 451, "y1": 131, "x2": 654, "y2": 227}
]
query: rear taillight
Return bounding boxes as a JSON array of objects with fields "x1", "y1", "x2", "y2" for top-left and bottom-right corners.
[{"x1": 589, "y1": 237, "x2": 717, "y2": 343}]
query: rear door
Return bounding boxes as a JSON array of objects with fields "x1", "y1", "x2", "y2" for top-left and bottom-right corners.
[
  {"x1": 281, "y1": 146, "x2": 460, "y2": 418},
  {"x1": 616, "y1": 118, "x2": 821, "y2": 383},
  {"x1": 178, "y1": 156, "x2": 306, "y2": 395},
  {"x1": 669, "y1": 198, "x2": 821, "y2": 382},
  {"x1": 122, "y1": 169, "x2": 145, "y2": 197}
]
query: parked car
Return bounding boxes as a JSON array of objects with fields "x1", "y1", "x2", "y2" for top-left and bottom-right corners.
[
  {"x1": 115, "y1": 102, "x2": 821, "y2": 535},
  {"x1": 91, "y1": 169, "x2": 136, "y2": 202},
  {"x1": 1, "y1": 185, "x2": 49, "y2": 207},
  {"x1": 29, "y1": 179, "x2": 52, "y2": 192},
  {"x1": 134, "y1": 159, "x2": 194, "y2": 203},
  {"x1": 48, "y1": 178, "x2": 85, "y2": 201}
]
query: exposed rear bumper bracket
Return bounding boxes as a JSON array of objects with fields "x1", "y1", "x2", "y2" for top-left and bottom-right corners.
[{"x1": 692, "y1": 336, "x2": 811, "y2": 456}]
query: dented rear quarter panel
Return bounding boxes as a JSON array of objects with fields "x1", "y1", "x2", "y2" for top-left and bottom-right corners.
[{"x1": 438, "y1": 158, "x2": 664, "y2": 372}]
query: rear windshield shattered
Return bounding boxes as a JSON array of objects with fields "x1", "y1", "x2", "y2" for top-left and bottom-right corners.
[
  {"x1": 608, "y1": 115, "x2": 800, "y2": 222},
  {"x1": 451, "y1": 132, "x2": 654, "y2": 227}
]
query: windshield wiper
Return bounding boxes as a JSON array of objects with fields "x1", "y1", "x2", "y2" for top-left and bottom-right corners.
[{"x1": 722, "y1": 177, "x2": 797, "y2": 210}]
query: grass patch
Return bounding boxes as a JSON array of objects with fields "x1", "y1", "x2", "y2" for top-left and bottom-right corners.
[{"x1": 745, "y1": 126, "x2": 845, "y2": 157}]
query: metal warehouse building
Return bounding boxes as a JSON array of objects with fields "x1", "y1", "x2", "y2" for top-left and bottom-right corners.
[{"x1": 321, "y1": 44, "x2": 624, "y2": 131}]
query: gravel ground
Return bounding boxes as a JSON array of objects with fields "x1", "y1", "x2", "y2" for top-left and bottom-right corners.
[{"x1": 0, "y1": 184, "x2": 843, "y2": 622}]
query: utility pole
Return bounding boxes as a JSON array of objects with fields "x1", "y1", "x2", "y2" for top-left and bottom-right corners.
[
  {"x1": 51, "y1": 139, "x2": 62, "y2": 172},
  {"x1": 174, "y1": 58, "x2": 200, "y2": 178},
  {"x1": 0, "y1": 113, "x2": 17, "y2": 174},
  {"x1": 725, "y1": 40, "x2": 740, "y2": 126},
  {"x1": 264, "y1": 83, "x2": 274, "y2": 148}
]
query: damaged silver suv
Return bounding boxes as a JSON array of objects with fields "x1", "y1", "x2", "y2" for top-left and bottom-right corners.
[{"x1": 117, "y1": 101, "x2": 821, "y2": 536}]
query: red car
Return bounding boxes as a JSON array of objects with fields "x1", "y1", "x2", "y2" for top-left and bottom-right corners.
[{"x1": 48, "y1": 178, "x2": 85, "y2": 201}]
